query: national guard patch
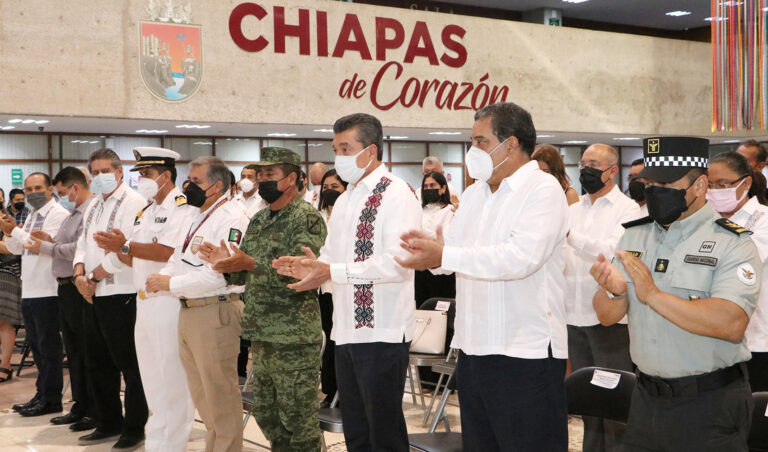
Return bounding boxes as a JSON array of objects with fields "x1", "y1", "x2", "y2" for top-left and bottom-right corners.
[
  {"x1": 738, "y1": 263, "x2": 757, "y2": 286},
  {"x1": 228, "y1": 228, "x2": 242, "y2": 244},
  {"x1": 175, "y1": 195, "x2": 187, "y2": 206},
  {"x1": 699, "y1": 241, "x2": 716, "y2": 253},
  {"x1": 654, "y1": 259, "x2": 669, "y2": 273},
  {"x1": 307, "y1": 215, "x2": 322, "y2": 235},
  {"x1": 715, "y1": 218, "x2": 752, "y2": 235},
  {"x1": 684, "y1": 255, "x2": 718, "y2": 267},
  {"x1": 624, "y1": 250, "x2": 643, "y2": 258}
]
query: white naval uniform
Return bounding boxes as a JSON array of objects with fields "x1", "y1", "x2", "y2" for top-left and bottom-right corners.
[
  {"x1": 233, "y1": 191, "x2": 267, "y2": 219},
  {"x1": 110, "y1": 187, "x2": 196, "y2": 452}
]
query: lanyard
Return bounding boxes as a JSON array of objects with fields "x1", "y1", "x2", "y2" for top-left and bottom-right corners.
[{"x1": 182, "y1": 198, "x2": 227, "y2": 253}]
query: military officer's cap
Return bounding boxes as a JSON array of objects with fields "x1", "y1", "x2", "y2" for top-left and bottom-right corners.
[
  {"x1": 635, "y1": 137, "x2": 710, "y2": 183},
  {"x1": 130, "y1": 147, "x2": 180, "y2": 171},
  {"x1": 254, "y1": 147, "x2": 302, "y2": 168}
]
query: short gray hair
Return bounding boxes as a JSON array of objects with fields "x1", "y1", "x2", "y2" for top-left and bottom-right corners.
[
  {"x1": 88, "y1": 148, "x2": 121, "y2": 173},
  {"x1": 422, "y1": 156, "x2": 443, "y2": 169},
  {"x1": 189, "y1": 156, "x2": 230, "y2": 194}
]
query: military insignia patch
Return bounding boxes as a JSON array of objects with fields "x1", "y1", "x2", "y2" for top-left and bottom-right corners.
[
  {"x1": 228, "y1": 228, "x2": 242, "y2": 244},
  {"x1": 625, "y1": 250, "x2": 643, "y2": 258},
  {"x1": 684, "y1": 255, "x2": 718, "y2": 267},
  {"x1": 738, "y1": 263, "x2": 757, "y2": 286},
  {"x1": 307, "y1": 216, "x2": 322, "y2": 235},
  {"x1": 647, "y1": 138, "x2": 660, "y2": 154},
  {"x1": 154, "y1": 217, "x2": 168, "y2": 223},
  {"x1": 699, "y1": 241, "x2": 716, "y2": 253},
  {"x1": 715, "y1": 218, "x2": 752, "y2": 235},
  {"x1": 654, "y1": 259, "x2": 669, "y2": 273},
  {"x1": 190, "y1": 236, "x2": 203, "y2": 254},
  {"x1": 175, "y1": 195, "x2": 187, "y2": 206}
]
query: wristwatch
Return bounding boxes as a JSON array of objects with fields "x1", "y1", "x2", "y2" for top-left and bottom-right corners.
[
  {"x1": 120, "y1": 242, "x2": 131, "y2": 256},
  {"x1": 88, "y1": 272, "x2": 101, "y2": 283},
  {"x1": 606, "y1": 290, "x2": 628, "y2": 300}
]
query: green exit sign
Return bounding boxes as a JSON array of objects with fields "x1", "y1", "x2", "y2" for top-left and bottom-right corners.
[
  {"x1": 549, "y1": 18, "x2": 561, "y2": 27},
  {"x1": 11, "y1": 169, "x2": 22, "y2": 185}
]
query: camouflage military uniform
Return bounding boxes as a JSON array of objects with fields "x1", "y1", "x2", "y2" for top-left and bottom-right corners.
[{"x1": 227, "y1": 148, "x2": 327, "y2": 452}]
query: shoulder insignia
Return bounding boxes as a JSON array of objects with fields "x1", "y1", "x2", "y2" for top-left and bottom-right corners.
[
  {"x1": 228, "y1": 228, "x2": 242, "y2": 244},
  {"x1": 175, "y1": 195, "x2": 187, "y2": 206},
  {"x1": 134, "y1": 202, "x2": 153, "y2": 225},
  {"x1": 621, "y1": 216, "x2": 654, "y2": 229},
  {"x1": 625, "y1": 250, "x2": 643, "y2": 258},
  {"x1": 307, "y1": 214, "x2": 323, "y2": 235},
  {"x1": 715, "y1": 218, "x2": 752, "y2": 236}
]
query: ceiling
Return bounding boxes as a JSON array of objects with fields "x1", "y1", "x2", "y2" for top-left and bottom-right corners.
[
  {"x1": 0, "y1": 114, "x2": 761, "y2": 148},
  {"x1": 438, "y1": 0, "x2": 713, "y2": 31}
]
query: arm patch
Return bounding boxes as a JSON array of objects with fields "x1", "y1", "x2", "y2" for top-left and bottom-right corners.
[
  {"x1": 307, "y1": 215, "x2": 322, "y2": 235},
  {"x1": 228, "y1": 228, "x2": 242, "y2": 244}
]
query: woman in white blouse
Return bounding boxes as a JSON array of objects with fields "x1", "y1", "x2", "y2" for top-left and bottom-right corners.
[
  {"x1": 415, "y1": 171, "x2": 455, "y2": 308},
  {"x1": 708, "y1": 151, "x2": 768, "y2": 392}
]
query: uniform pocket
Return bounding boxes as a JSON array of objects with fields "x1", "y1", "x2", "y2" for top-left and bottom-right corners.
[{"x1": 670, "y1": 267, "x2": 713, "y2": 300}]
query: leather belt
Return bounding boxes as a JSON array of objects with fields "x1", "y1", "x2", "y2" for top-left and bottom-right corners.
[
  {"x1": 179, "y1": 293, "x2": 241, "y2": 309},
  {"x1": 56, "y1": 277, "x2": 74, "y2": 286},
  {"x1": 637, "y1": 363, "x2": 746, "y2": 398}
]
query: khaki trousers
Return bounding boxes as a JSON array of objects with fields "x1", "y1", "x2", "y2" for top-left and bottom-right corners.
[{"x1": 179, "y1": 300, "x2": 244, "y2": 452}]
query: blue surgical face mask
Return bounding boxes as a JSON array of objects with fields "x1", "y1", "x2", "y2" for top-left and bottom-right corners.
[
  {"x1": 91, "y1": 172, "x2": 119, "y2": 196},
  {"x1": 59, "y1": 197, "x2": 76, "y2": 211}
]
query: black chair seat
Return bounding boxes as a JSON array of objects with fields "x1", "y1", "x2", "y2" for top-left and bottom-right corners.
[
  {"x1": 319, "y1": 407, "x2": 344, "y2": 433},
  {"x1": 408, "y1": 432, "x2": 463, "y2": 452},
  {"x1": 565, "y1": 366, "x2": 636, "y2": 423}
]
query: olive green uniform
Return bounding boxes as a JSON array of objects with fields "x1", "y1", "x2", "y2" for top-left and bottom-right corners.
[
  {"x1": 227, "y1": 195, "x2": 327, "y2": 452},
  {"x1": 615, "y1": 204, "x2": 761, "y2": 451}
]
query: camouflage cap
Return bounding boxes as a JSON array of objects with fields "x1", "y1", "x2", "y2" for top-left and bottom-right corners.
[{"x1": 255, "y1": 147, "x2": 302, "y2": 168}]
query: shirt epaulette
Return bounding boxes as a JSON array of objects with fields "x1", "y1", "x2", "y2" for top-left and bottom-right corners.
[
  {"x1": 622, "y1": 216, "x2": 654, "y2": 229},
  {"x1": 175, "y1": 195, "x2": 187, "y2": 206},
  {"x1": 715, "y1": 218, "x2": 753, "y2": 236}
]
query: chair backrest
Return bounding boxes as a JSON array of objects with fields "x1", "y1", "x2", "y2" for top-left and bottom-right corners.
[
  {"x1": 565, "y1": 366, "x2": 636, "y2": 423},
  {"x1": 749, "y1": 392, "x2": 768, "y2": 451},
  {"x1": 418, "y1": 297, "x2": 456, "y2": 351}
]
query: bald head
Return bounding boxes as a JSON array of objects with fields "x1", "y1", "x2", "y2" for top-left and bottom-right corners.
[
  {"x1": 584, "y1": 144, "x2": 619, "y2": 166},
  {"x1": 309, "y1": 162, "x2": 328, "y2": 186},
  {"x1": 580, "y1": 143, "x2": 619, "y2": 196}
]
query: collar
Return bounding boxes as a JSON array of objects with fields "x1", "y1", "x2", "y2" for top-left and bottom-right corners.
[
  {"x1": 664, "y1": 203, "x2": 717, "y2": 236},
  {"x1": 158, "y1": 186, "x2": 182, "y2": 209},
  {"x1": 353, "y1": 163, "x2": 387, "y2": 191},
  {"x1": 200, "y1": 194, "x2": 227, "y2": 216},
  {"x1": 76, "y1": 195, "x2": 96, "y2": 214},
  {"x1": 502, "y1": 160, "x2": 540, "y2": 192},
  {"x1": 32, "y1": 198, "x2": 57, "y2": 216},
  {"x1": 103, "y1": 181, "x2": 127, "y2": 202},
  {"x1": 582, "y1": 185, "x2": 623, "y2": 207},
  {"x1": 737, "y1": 196, "x2": 760, "y2": 217}
]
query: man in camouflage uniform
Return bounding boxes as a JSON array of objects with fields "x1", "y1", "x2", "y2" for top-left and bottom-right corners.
[{"x1": 206, "y1": 147, "x2": 327, "y2": 452}]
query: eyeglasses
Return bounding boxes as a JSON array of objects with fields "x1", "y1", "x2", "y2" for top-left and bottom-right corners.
[
  {"x1": 578, "y1": 162, "x2": 614, "y2": 171},
  {"x1": 708, "y1": 176, "x2": 747, "y2": 190}
]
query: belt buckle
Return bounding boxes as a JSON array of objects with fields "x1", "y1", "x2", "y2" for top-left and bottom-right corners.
[
  {"x1": 657, "y1": 380, "x2": 675, "y2": 397},
  {"x1": 180, "y1": 298, "x2": 189, "y2": 309},
  {"x1": 218, "y1": 295, "x2": 227, "y2": 302}
]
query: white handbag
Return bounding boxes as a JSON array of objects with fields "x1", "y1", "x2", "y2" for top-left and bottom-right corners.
[{"x1": 410, "y1": 310, "x2": 448, "y2": 354}]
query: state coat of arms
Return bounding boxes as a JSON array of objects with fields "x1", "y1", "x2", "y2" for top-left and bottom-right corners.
[{"x1": 139, "y1": 0, "x2": 202, "y2": 102}]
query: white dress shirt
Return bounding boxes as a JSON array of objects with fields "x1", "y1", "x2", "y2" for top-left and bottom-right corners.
[
  {"x1": 73, "y1": 182, "x2": 147, "y2": 297},
  {"x1": 233, "y1": 191, "x2": 267, "y2": 219},
  {"x1": 565, "y1": 186, "x2": 642, "y2": 326},
  {"x1": 304, "y1": 186, "x2": 320, "y2": 208},
  {"x1": 422, "y1": 203, "x2": 454, "y2": 238},
  {"x1": 731, "y1": 196, "x2": 768, "y2": 352},
  {"x1": 439, "y1": 161, "x2": 570, "y2": 359},
  {"x1": 162, "y1": 196, "x2": 250, "y2": 299},
  {"x1": 6, "y1": 198, "x2": 69, "y2": 299},
  {"x1": 318, "y1": 164, "x2": 422, "y2": 345}
]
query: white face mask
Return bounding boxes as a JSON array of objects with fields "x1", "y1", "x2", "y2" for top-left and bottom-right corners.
[
  {"x1": 92, "y1": 172, "x2": 119, "y2": 196},
  {"x1": 465, "y1": 139, "x2": 509, "y2": 182},
  {"x1": 239, "y1": 178, "x2": 254, "y2": 194},
  {"x1": 137, "y1": 175, "x2": 166, "y2": 201},
  {"x1": 706, "y1": 179, "x2": 747, "y2": 214},
  {"x1": 335, "y1": 145, "x2": 373, "y2": 184}
]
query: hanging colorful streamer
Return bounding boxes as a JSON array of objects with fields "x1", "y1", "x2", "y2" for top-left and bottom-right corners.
[{"x1": 712, "y1": 0, "x2": 768, "y2": 131}]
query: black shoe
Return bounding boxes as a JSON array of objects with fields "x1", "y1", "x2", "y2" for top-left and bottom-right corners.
[
  {"x1": 79, "y1": 429, "x2": 121, "y2": 445},
  {"x1": 12, "y1": 396, "x2": 40, "y2": 412},
  {"x1": 70, "y1": 417, "x2": 97, "y2": 432},
  {"x1": 111, "y1": 434, "x2": 145, "y2": 450},
  {"x1": 50, "y1": 411, "x2": 84, "y2": 425},
  {"x1": 18, "y1": 402, "x2": 63, "y2": 417}
]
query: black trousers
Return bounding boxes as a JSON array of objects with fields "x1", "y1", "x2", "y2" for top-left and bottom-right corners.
[
  {"x1": 414, "y1": 270, "x2": 455, "y2": 309},
  {"x1": 748, "y1": 352, "x2": 768, "y2": 392},
  {"x1": 57, "y1": 282, "x2": 92, "y2": 417},
  {"x1": 622, "y1": 373, "x2": 752, "y2": 451},
  {"x1": 21, "y1": 296, "x2": 63, "y2": 405},
  {"x1": 83, "y1": 294, "x2": 147, "y2": 435},
  {"x1": 319, "y1": 292, "x2": 336, "y2": 397},
  {"x1": 456, "y1": 350, "x2": 568, "y2": 452},
  {"x1": 335, "y1": 341, "x2": 410, "y2": 452}
]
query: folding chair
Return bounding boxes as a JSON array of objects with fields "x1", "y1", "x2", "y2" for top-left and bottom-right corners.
[
  {"x1": 749, "y1": 392, "x2": 768, "y2": 451},
  {"x1": 13, "y1": 326, "x2": 34, "y2": 376},
  {"x1": 319, "y1": 391, "x2": 342, "y2": 452},
  {"x1": 408, "y1": 371, "x2": 463, "y2": 452},
  {"x1": 565, "y1": 366, "x2": 636, "y2": 423}
]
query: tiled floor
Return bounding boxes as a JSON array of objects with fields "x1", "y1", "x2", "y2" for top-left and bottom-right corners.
[{"x1": 0, "y1": 350, "x2": 585, "y2": 451}]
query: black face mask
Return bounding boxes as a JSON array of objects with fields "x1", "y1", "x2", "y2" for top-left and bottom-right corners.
[
  {"x1": 579, "y1": 167, "x2": 608, "y2": 194},
  {"x1": 258, "y1": 180, "x2": 284, "y2": 204},
  {"x1": 321, "y1": 189, "x2": 342, "y2": 207},
  {"x1": 628, "y1": 180, "x2": 646, "y2": 202},
  {"x1": 422, "y1": 188, "x2": 441, "y2": 204},
  {"x1": 12, "y1": 202, "x2": 25, "y2": 212},
  {"x1": 183, "y1": 182, "x2": 210, "y2": 208},
  {"x1": 645, "y1": 184, "x2": 692, "y2": 225}
]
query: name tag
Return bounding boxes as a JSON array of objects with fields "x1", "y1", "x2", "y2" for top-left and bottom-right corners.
[{"x1": 684, "y1": 255, "x2": 718, "y2": 267}]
